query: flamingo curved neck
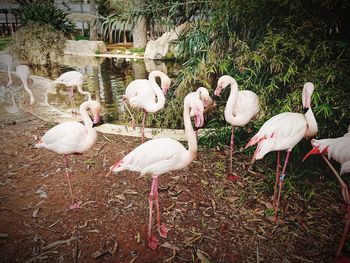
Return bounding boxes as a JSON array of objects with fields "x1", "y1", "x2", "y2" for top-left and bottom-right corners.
[
  {"x1": 80, "y1": 102, "x2": 94, "y2": 129},
  {"x1": 77, "y1": 84, "x2": 91, "y2": 100},
  {"x1": 146, "y1": 72, "x2": 166, "y2": 112},
  {"x1": 224, "y1": 78, "x2": 239, "y2": 126},
  {"x1": 183, "y1": 103, "x2": 197, "y2": 159},
  {"x1": 304, "y1": 108, "x2": 318, "y2": 138}
]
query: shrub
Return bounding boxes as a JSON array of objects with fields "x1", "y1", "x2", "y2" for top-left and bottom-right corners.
[
  {"x1": 16, "y1": 0, "x2": 74, "y2": 35},
  {"x1": 9, "y1": 22, "x2": 66, "y2": 65}
]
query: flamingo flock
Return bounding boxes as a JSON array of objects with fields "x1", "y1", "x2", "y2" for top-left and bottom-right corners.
[{"x1": 3, "y1": 56, "x2": 348, "y2": 258}]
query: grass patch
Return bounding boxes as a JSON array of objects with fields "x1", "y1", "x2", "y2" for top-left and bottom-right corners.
[
  {"x1": 74, "y1": 35, "x2": 90, "y2": 41},
  {"x1": 128, "y1": 47, "x2": 145, "y2": 54},
  {"x1": 0, "y1": 37, "x2": 12, "y2": 51}
]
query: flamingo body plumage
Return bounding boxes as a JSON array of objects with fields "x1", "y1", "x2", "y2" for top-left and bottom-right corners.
[
  {"x1": 246, "y1": 82, "x2": 318, "y2": 222},
  {"x1": 109, "y1": 92, "x2": 204, "y2": 250},
  {"x1": 35, "y1": 99, "x2": 101, "y2": 209}
]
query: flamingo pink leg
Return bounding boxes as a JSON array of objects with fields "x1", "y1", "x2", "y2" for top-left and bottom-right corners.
[
  {"x1": 64, "y1": 155, "x2": 81, "y2": 209},
  {"x1": 274, "y1": 150, "x2": 291, "y2": 223},
  {"x1": 68, "y1": 87, "x2": 77, "y2": 115},
  {"x1": 141, "y1": 110, "x2": 147, "y2": 143},
  {"x1": 148, "y1": 176, "x2": 168, "y2": 250},
  {"x1": 273, "y1": 151, "x2": 281, "y2": 207},
  {"x1": 321, "y1": 155, "x2": 350, "y2": 258},
  {"x1": 227, "y1": 126, "x2": 239, "y2": 181}
]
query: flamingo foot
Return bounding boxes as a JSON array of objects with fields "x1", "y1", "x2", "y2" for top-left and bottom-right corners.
[
  {"x1": 69, "y1": 200, "x2": 82, "y2": 209},
  {"x1": 158, "y1": 224, "x2": 168, "y2": 238},
  {"x1": 227, "y1": 174, "x2": 239, "y2": 182},
  {"x1": 148, "y1": 235, "x2": 159, "y2": 250}
]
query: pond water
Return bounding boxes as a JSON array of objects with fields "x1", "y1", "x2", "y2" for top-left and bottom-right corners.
[{"x1": 31, "y1": 55, "x2": 184, "y2": 128}]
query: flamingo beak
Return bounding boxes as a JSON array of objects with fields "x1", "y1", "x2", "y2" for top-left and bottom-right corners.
[
  {"x1": 302, "y1": 146, "x2": 321, "y2": 162},
  {"x1": 93, "y1": 115, "x2": 100, "y2": 125},
  {"x1": 194, "y1": 111, "x2": 204, "y2": 128},
  {"x1": 214, "y1": 85, "x2": 222, "y2": 96}
]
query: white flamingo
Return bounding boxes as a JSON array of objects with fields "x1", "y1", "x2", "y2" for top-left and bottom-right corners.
[
  {"x1": 0, "y1": 54, "x2": 13, "y2": 86},
  {"x1": 107, "y1": 92, "x2": 204, "y2": 250},
  {"x1": 214, "y1": 75, "x2": 259, "y2": 181},
  {"x1": 122, "y1": 70, "x2": 171, "y2": 143},
  {"x1": 245, "y1": 82, "x2": 318, "y2": 222},
  {"x1": 15, "y1": 65, "x2": 35, "y2": 105},
  {"x1": 35, "y1": 99, "x2": 101, "y2": 209},
  {"x1": 303, "y1": 124, "x2": 350, "y2": 259},
  {"x1": 52, "y1": 71, "x2": 91, "y2": 115}
]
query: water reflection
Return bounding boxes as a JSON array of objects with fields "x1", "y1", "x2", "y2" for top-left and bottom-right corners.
[{"x1": 34, "y1": 55, "x2": 182, "y2": 126}]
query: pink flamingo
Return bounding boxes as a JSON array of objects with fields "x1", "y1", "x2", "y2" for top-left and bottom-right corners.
[
  {"x1": 245, "y1": 82, "x2": 318, "y2": 222},
  {"x1": 303, "y1": 125, "x2": 350, "y2": 260},
  {"x1": 122, "y1": 70, "x2": 171, "y2": 143},
  {"x1": 35, "y1": 99, "x2": 101, "y2": 209},
  {"x1": 52, "y1": 71, "x2": 91, "y2": 115},
  {"x1": 15, "y1": 65, "x2": 35, "y2": 105},
  {"x1": 214, "y1": 75, "x2": 259, "y2": 181},
  {"x1": 107, "y1": 92, "x2": 204, "y2": 250},
  {"x1": 0, "y1": 54, "x2": 13, "y2": 86}
]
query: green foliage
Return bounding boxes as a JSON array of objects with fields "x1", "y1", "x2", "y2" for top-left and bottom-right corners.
[
  {"x1": 74, "y1": 35, "x2": 90, "y2": 41},
  {"x1": 9, "y1": 22, "x2": 66, "y2": 65},
  {"x1": 16, "y1": 0, "x2": 74, "y2": 34},
  {"x1": 128, "y1": 47, "x2": 145, "y2": 53},
  {"x1": 0, "y1": 37, "x2": 11, "y2": 51}
]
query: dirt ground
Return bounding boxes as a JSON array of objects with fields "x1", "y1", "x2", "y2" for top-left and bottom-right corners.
[{"x1": 0, "y1": 111, "x2": 348, "y2": 263}]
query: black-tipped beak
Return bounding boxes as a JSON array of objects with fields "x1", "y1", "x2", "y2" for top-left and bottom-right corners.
[{"x1": 303, "y1": 107, "x2": 309, "y2": 114}]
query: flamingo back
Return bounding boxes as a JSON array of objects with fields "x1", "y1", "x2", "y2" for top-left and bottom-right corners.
[
  {"x1": 111, "y1": 138, "x2": 190, "y2": 176},
  {"x1": 53, "y1": 71, "x2": 83, "y2": 86},
  {"x1": 247, "y1": 112, "x2": 307, "y2": 160}
]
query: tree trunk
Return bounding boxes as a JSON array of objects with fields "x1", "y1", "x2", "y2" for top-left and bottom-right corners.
[
  {"x1": 89, "y1": 0, "x2": 97, "y2": 40},
  {"x1": 132, "y1": 16, "x2": 147, "y2": 48}
]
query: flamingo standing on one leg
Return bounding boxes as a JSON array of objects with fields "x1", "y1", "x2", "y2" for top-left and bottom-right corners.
[
  {"x1": 0, "y1": 54, "x2": 13, "y2": 86},
  {"x1": 15, "y1": 65, "x2": 35, "y2": 105},
  {"x1": 35, "y1": 99, "x2": 101, "y2": 209},
  {"x1": 303, "y1": 125, "x2": 350, "y2": 260},
  {"x1": 107, "y1": 92, "x2": 204, "y2": 250},
  {"x1": 52, "y1": 71, "x2": 91, "y2": 115},
  {"x1": 122, "y1": 70, "x2": 171, "y2": 143},
  {"x1": 245, "y1": 82, "x2": 318, "y2": 222},
  {"x1": 214, "y1": 75, "x2": 259, "y2": 181}
]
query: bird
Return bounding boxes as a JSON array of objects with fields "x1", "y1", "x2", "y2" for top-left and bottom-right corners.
[
  {"x1": 122, "y1": 70, "x2": 171, "y2": 143},
  {"x1": 214, "y1": 75, "x2": 259, "y2": 181},
  {"x1": 196, "y1": 87, "x2": 214, "y2": 111},
  {"x1": 52, "y1": 71, "x2": 91, "y2": 115},
  {"x1": 35, "y1": 99, "x2": 101, "y2": 209},
  {"x1": 15, "y1": 65, "x2": 35, "y2": 105},
  {"x1": 245, "y1": 82, "x2": 318, "y2": 222},
  {"x1": 0, "y1": 53, "x2": 13, "y2": 86},
  {"x1": 303, "y1": 124, "x2": 350, "y2": 259},
  {"x1": 107, "y1": 92, "x2": 205, "y2": 250}
]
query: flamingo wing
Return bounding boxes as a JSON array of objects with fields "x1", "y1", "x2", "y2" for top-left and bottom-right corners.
[
  {"x1": 112, "y1": 138, "x2": 188, "y2": 174},
  {"x1": 37, "y1": 122, "x2": 87, "y2": 154},
  {"x1": 247, "y1": 112, "x2": 307, "y2": 160},
  {"x1": 54, "y1": 71, "x2": 83, "y2": 86}
]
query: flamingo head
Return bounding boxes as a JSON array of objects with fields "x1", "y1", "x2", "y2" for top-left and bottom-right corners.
[
  {"x1": 196, "y1": 87, "x2": 213, "y2": 108},
  {"x1": 89, "y1": 100, "x2": 102, "y2": 125},
  {"x1": 185, "y1": 93, "x2": 204, "y2": 128},
  {"x1": 214, "y1": 75, "x2": 237, "y2": 96},
  {"x1": 302, "y1": 82, "x2": 315, "y2": 112},
  {"x1": 161, "y1": 79, "x2": 171, "y2": 95}
]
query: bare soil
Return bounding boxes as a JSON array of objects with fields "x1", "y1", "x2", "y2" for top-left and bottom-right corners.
[{"x1": 0, "y1": 113, "x2": 348, "y2": 263}]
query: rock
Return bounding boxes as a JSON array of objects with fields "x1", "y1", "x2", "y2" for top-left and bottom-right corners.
[
  {"x1": 144, "y1": 23, "x2": 189, "y2": 60},
  {"x1": 64, "y1": 40, "x2": 107, "y2": 56}
]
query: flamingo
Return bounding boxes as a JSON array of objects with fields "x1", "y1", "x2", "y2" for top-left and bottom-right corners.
[
  {"x1": 15, "y1": 65, "x2": 35, "y2": 105},
  {"x1": 214, "y1": 75, "x2": 259, "y2": 181},
  {"x1": 35, "y1": 99, "x2": 101, "y2": 209},
  {"x1": 196, "y1": 87, "x2": 214, "y2": 111},
  {"x1": 52, "y1": 71, "x2": 91, "y2": 115},
  {"x1": 245, "y1": 82, "x2": 318, "y2": 222},
  {"x1": 303, "y1": 125, "x2": 350, "y2": 260},
  {"x1": 107, "y1": 92, "x2": 204, "y2": 250},
  {"x1": 122, "y1": 70, "x2": 171, "y2": 143},
  {"x1": 0, "y1": 53, "x2": 13, "y2": 86}
]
